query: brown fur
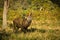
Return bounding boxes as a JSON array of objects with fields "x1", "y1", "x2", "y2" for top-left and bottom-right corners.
[{"x1": 13, "y1": 13, "x2": 32, "y2": 32}]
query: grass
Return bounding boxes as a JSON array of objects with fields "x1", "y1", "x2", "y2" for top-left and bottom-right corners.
[
  {"x1": 0, "y1": 0, "x2": 60, "y2": 39},
  {"x1": 8, "y1": 28, "x2": 60, "y2": 40},
  {"x1": 0, "y1": 19, "x2": 60, "y2": 40}
]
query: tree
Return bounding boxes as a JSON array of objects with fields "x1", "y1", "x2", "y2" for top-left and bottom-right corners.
[{"x1": 2, "y1": 0, "x2": 9, "y2": 29}]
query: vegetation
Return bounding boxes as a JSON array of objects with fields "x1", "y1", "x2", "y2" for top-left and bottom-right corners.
[{"x1": 0, "y1": 0, "x2": 60, "y2": 40}]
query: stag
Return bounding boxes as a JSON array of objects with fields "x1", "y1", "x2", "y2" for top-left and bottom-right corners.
[{"x1": 13, "y1": 13, "x2": 32, "y2": 32}]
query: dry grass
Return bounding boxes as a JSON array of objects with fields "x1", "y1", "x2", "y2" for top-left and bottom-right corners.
[{"x1": 0, "y1": 20, "x2": 60, "y2": 40}]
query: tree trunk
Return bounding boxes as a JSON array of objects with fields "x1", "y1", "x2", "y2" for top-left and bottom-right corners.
[{"x1": 2, "y1": 0, "x2": 9, "y2": 29}]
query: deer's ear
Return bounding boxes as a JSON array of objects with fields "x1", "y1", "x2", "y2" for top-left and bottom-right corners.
[
  {"x1": 30, "y1": 13, "x2": 32, "y2": 15},
  {"x1": 26, "y1": 13, "x2": 32, "y2": 16},
  {"x1": 29, "y1": 13, "x2": 32, "y2": 16},
  {"x1": 26, "y1": 13, "x2": 29, "y2": 16}
]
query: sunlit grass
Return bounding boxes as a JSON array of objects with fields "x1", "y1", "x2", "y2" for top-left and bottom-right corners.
[{"x1": 0, "y1": 19, "x2": 59, "y2": 40}]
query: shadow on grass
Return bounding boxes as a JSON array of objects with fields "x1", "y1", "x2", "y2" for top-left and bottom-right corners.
[
  {"x1": 15, "y1": 28, "x2": 47, "y2": 34},
  {"x1": 27, "y1": 28, "x2": 46, "y2": 33}
]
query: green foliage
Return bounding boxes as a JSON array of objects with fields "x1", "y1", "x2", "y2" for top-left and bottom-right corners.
[
  {"x1": 6, "y1": 0, "x2": 60, "y2": 31},
  {"x1": 0, "y1": 0, "x2": 60, "y2": 40}
]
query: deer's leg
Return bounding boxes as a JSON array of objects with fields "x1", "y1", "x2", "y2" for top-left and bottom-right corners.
[
  {"x1": 21, "y1": 27, "x2": 27, "y2": 33},
  {"x1": 13, "y1": 23, "x2": 17, "y2": 32}
]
